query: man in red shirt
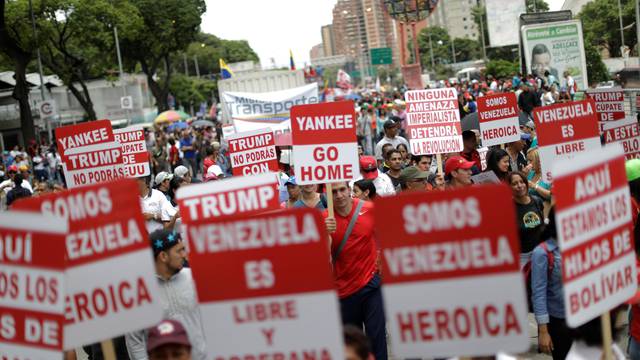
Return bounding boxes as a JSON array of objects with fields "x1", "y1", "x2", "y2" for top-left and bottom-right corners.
[
  {"x1": 460, "y1": 130, "x2": 481, "y2": 171},
  {"x1": 324, "y1": 182, "x2": 386, "y2": 360}
]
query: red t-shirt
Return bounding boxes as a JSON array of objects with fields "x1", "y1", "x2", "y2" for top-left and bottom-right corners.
[
  {"x1": 323, "y1": 199, "x2": 378, "y2": 299},
  {"x1": 460, "y1": 149, "x2": 482, "y2": 171},
  {"x1": 203, "y1": 158, "x2": 215, "y2": 174}
]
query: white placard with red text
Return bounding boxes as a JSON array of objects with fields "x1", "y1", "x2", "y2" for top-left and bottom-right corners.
[
  {"x1": 55, "y1": 120, "x2": 115, "y2": 162},
  {"x1": 585, "y1": 88, "x2": 625, "y2": 132},
  {"x1": 603, "y1": 117, "x2": 640, "y2": 160},
  {"x1": 187, "y1": 208, "x2": 344, "y2": 360},
  {"x1": 0, "y1": 212, "x2": 68, "y2": 359},
  {"x1": 374, "y1": 185, "x2": 529, "y2": 357},
  {"x1": 176, "y1": 172, "x2": 281, "y2": 245},
  {"x1": 533, "y1": 100, "x2": 601, "y2": 183},
  {"x1": 404, "y1": 88, "x2": 463, "y2": 155},
  {"x1": 226, "y1": 128, "x2": 278, "y2": 176},
  {"x1": 63, "y1": 142, "x2": 125, "y2": 188},
  {"x1": 13, "y1": 179, "x2": 162, "y2": 349},
  {"x1": 553, "y1": 145, "x2": 636, "y2": 327},
  {"x1": 290, "y1": 101, "x2": 358, "y2": 185},
  {"x1": 114, "y1": 126, "x2": 151, "y2": 177},
  {"x1": 477, "y1": 93, "x2": 521, "y2": 147}
]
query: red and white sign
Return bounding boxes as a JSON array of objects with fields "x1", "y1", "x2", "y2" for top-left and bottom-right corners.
[
  {"x1": 477, "y1": 93, "x2": 521, "y2": 147},
  {"x1": 63, "y1": 142, "x2": 125, "y2": 188},
  {"x1": 585, "y1": 88, "x2": 625, "y2": 122},
  {"x1": 188, "y1": 207, "x2": 344, "y2": 360},
  {"x1": 176, "y1": 172, "x2": 281, "y2": 245},
  {"x1": 114, "y1": 126, "x2": 151, "y2": 177},
  {"x1": 374, "y1": 185, "x2": 529, "y2": 358},
  {"x1": 404, "y1": 88, "x2": 463, "y2": 155},
  {"x1": 603, "y1": 117, "x2": 640, "y2": 160},
  {"x1": 533, "y1": 99, "x2": 601, "y2": 183},
  {"x1": 0, "y1": 212, "x2": 67, "y2": 359},
  {"x1": 290, "y1": 101, "x2": 358, "y2": 185},
  {"x1": 226, "y1": 128, "x2": 278, "y2": 176},
  {"x1": 553, "y1": 145, "x2": 637, "y2": 327},
  {"x1": 55, "y1": 120, "x2": 115, "y2": 162},
  {"x1": 13, "y1": 179, "x2": 163, "y2": 349}
]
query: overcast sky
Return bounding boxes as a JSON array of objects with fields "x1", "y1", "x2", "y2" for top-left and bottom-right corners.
[{"x1": 202, "y1": 0, "x2": 566, "y2": 69}]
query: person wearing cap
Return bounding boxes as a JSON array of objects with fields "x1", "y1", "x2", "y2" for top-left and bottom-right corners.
[
  {"x1": 523, "y1": 120, "x2": 538, "y2": 149},
  {"x1": 373, "y1": 116, "x2": 409, "y2": 161},
  {"x1": 147, "y1": 319, "x2": 192, "y2": 360},
  {"x1": 399, "y1": 166, "x2": 430, "y2": 192},
  {"x1": 505, "y1": 137, "x2": 528, "y2": 172},
  {"x1": 352, "y1": 155, "x2": 395, "y2": 197},
  {"x1": 444, "y1": 156, "x2": 475, "y2": 188},
  {"x1": 460, "y1": 130, "x2": 481, "y2": 171},
  {"x1": 281, "y1": 176, "x2": 301, "y2": 208},
  {"x1": 154, "y1": 172, "x2": 174, "y2": 202},
  {"x1": 125, "y1": 230, "x2": 206, "y2": 360},
  {"x1": 0, "y1": 164, "x2": 33, "y2": 195},
  {"x1": 137, "y1": 176, "x2": 178, "y2": 233},
  {"x1": 323, "y1": 182, "x2": 387, "y2": 360},
  {"x1": 203, "y1": 164, "x2": 224, "y2": 182}
]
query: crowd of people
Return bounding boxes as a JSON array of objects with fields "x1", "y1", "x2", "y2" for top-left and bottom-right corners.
[{"x1": 2, "y1": 69, "x2": 639, "y2": 360}]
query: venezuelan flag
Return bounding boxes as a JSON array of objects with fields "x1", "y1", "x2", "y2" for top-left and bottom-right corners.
[
  {"x1": 289, "y1": 49, "x2": 295, "y2": 70},
  {"x1": 219, "y1": 59, "x2": 233, "y2": 79}
]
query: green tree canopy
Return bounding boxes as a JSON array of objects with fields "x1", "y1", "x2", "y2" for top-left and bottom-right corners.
[
  {"x1": 179, "y1": 32, "x2": 259, "y2": 77},
  {"x1": 579, "y1": 0, "x2": 637, "y2": 57}
]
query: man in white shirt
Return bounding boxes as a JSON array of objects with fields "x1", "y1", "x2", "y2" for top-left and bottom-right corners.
[
  {"x1": 137, "y1": 176, "x2": 177, "y2": 233},
  {"x1": 0, "y1": 165, "x2": 32, "y2": 194},
  {"x1": 351, "y1": 156, "x2": 395, "y2": 196},
  {"x1": 374, "y1": 119, "x2": 409, "y2": 161}
]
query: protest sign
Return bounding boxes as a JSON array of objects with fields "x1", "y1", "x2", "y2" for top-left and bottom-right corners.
[
  {"x1": 533, "y1": 99, "x2": 601, "y2": 182},
  {"x1": 471, "y1": 171, "x2": 500, "y2": 184},
  {"x1": 187, "y1": 207, "x2": 344, "y2": 360},
  {"x1": 553, "y1": 145, "x2": 636, "y2": 327},
  {"x1": 55, "y1": 120, "x2": 115, "y2": 162},
  {"x1": 63, "y1": 142, "x2": 125, "y2": 188},
  {"x1": 603, "y1": 117, "x2": 640, "y2": 160},
  {"x1": 0, "y1": 212, "x2": 67, "y2": 359},
  {"x1": 374, "y1": 185, "x2": 529, "y2": 358},
  {"x1": 477, "y1": 93, "x2": 521, "y2": 147},
  {"x1": 585, "y1": 88, "x2": 625, "y2": 123},
  {"x1": 176, "y1": 172, "x2": 281, "y2": 244},
  {"x1": 404, "y1": 88, "x2": 463, "y2": 155},
  {"x1": 226, "y1": 128, "x2": 278, "y2": 176},
  {"x1": 13, "y1": 179, "x2": 163, "y2": 349},
  {"x1": 114, "y1": 126, "x2": 151, "y2": 177},
  {"x1": 290, "y1": 101, "x2": 358, "y2": 185}
]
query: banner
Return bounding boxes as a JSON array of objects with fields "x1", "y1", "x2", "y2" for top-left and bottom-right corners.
[
  {"x1": 187, "y1": 207, "x2": 344, "y2": 360},
  {"x1": 0, "y1": 211, "x2": 68, "y2": 359},
  {"x1": 486, "y1": 0, "x2": 526, "y2": 47},
  {"x1": 477, "y1": 93, "x2": 521, "y2": 147},
  {"x1": 553, "y1": 145, "x2": 636, "y2": 327},
  {"x1": 290, "y1": 101, "x2": 358, "y2": 185},
  {"x1": 222, "y1": 83, "x2": 319, "y2": 138},
  {"x1": 522, "y1": 20, "x2": 588, "y2": 90},
  {"x1": 533, "y1": 99, "x2": 600, "y2": 182},
  {"x1": 13, "y1": 179, "x2": 163, "y2": 349},
  {"x1": 404, "y1": 88, "x2": 463, "y2": 155},
  {"x1": 401, "y1": 64, "x2": 424, "y2": 91},
  {"x1": 374, "y1": 184, "x2": 529, "y2": 357},
  {"x1": 603, "y1": 117, "x2": 640, "y2": 160}
]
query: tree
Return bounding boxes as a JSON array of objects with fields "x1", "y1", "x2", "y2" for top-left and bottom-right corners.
[
  {"x1": 485, "y1": 59, "x2": 519, "y2": 79},
  {"x1": 417, "y1": 26, "x2": 454, "y2": 68},
  {"x1": 122, "y1": 0, "x2": 206, "y2": 112},
  {"x1": 584, "y1": 41, "x2": 610, "y2": 85},
  {"x1": 453, "y1": 38, "x2": 481, "y2": 62},
  {"x1": 0, "y1": 0, "x2": 36, "y2": 144},
  {"x1": 526, "y1": 0, "x2": 549, "y2": 13},
  {"x1": 36, "y1": 0, "x2": 142, "y2": 121},
  {"x1": 168, "y1": 74, "x2": 216, "y2": 109},
  {"x1": 180, "y1": 33, "x2": 259, "y2": 77},
  {"x1": 579, "y1": 0, "x2": 637, "y2": 57}
]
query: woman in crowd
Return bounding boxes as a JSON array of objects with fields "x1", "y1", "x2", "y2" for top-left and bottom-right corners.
[
  {"x1": 396, "y1": 143, "x2": 411, "y2": 167},
  {"x1": 507, "y1": 171, "x2": 545, "y2": 267},
  {"x1": 352, "y1": 179, "x2": 376, "y2": 201},
  {"x1": 486, "y1": 148, "x2": 511, "y2": 182},
  {"x1": 526, "y1": 148, "x2": 551, "y2": 201},
  {"x1": 532, "y1": 207, "x2": 572, "y2": 360}
]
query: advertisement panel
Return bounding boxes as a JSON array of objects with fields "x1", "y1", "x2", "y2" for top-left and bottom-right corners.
[
  {"x1": 486, "y1": 0, "x2": 527, "y2": 47},
  {"x1": 522, "y1": 20, "x2": 588, "y2": 90}
]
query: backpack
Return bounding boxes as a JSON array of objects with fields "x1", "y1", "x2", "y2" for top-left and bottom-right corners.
[{"x1": 522, "y1": 241, "x2": 554, "y2": 313}]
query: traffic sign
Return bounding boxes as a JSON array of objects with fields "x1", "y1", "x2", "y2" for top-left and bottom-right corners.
[
  {"x1": 37, "y1": 99, "x2": 57, "y2": 119},
  {"x1": 120, "y1": 95, "x2": 133, "y2": 110},
  {"x1": 370, "y1": 47, "x2": 393, "y2": 65}
]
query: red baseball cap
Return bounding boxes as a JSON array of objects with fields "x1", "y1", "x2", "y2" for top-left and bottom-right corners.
[
  {"x1": 359, "y1": 156, "x2": 378, "y2": 180},
  {"x1": 147, "y1": 319, "x2": 191, "y2": 353},
  {"x1": 444, "y1": 156, "x2": 475, "y2": 176}
]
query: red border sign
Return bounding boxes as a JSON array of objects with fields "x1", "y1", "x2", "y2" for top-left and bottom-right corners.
[
  {"x1": 226, "y1": 128, "x2": 278, "y2": 176},
  {"x1": 477, "y1": 92, "x2": 521, "y2": 147}
]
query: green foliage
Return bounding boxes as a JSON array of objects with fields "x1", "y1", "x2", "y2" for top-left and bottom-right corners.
[
  {"x1": 526, "y1": 0, "x2": 550, "y2": 12},
  {"x1": 485, "y1": 59, "x2": 519, "y2": 79},
  {"x1": 417, "y1": 26, "x2": 454, "y2": 67},
  {"x1": 168, "y1": 73, "x2": 216, "y2": 107},
  {"x1": 453, "y1": 38, "x2": 481, "y2": 62},
  {"x1": 180, "y1": 33, "x2": 259, "y2": 76},
  {"x1": 584, "y1": 41, "x2": 610, "y2": 85},
  {"x1": 579, "y1": 0, "x2": 637, "y2": 57}
]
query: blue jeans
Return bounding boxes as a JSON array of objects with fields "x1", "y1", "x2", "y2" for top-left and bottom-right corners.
[{"x1": 339, "y1": 274, "x2": 387, "y2": 360}]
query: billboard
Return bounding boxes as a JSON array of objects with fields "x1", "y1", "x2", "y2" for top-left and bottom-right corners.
[
  {"x1": 486, "y1": 0, "x2": 526, "y2": 47},
  {"x1": 521, "y1": 20, "x2": 588, "y2": 90}
]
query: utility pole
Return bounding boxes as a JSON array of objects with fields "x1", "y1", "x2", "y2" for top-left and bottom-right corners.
[
  {"x1": 194, "y1": 56, "x2": 200, "y2": 78},
  {"x1": 428, "y1": 31, "x2": 436, "y2": 71},
  {"x1": 114, "y1": 26, "x2": 130, "y2": 126},
  {"x1": 478, "y1": 0, "x2": 488, "y2": 61},
  {"x1": 29, "y1": 0, "x2": 49, "y2": 141},
  {"x1": 183, "y1": 53, "x2": 189, "y2": 76},
  {"x1": 617, "y1": 0, "x2": 627, "y2": 66}
]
